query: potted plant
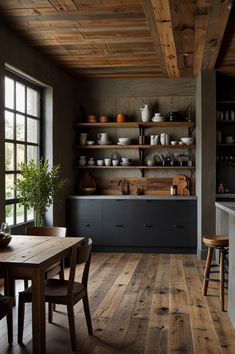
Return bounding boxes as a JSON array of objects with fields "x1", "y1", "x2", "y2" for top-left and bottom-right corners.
[{"x1": 15, "y1": 159, "x2": 68, "y2": 227}]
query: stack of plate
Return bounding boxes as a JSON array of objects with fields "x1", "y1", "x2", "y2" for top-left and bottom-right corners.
[
  {"x1": 152, "y1": 116, "x2": 166, "y2": 122},
  {"x1": 117, "y1": 138, "x2": 131, "y2": 145}
]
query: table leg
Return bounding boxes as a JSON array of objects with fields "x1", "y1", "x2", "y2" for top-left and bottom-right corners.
[{"x1": 32, "y1": 268, "x2": 45, "y2": 354}]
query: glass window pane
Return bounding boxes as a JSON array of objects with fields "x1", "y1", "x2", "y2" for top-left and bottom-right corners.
[
  {"x1": 15, "y1": 173, "x2": 23, "y2": 198},
  {"x1": 16, "y1": 144, "x2": 25, "y2": 169},
  {"x1": 16, "y1": 114, "x2": 25, "y2": 141},
  {"x1": 16, "y1": 82, "x2": 25, "y2": 113},
  {"x1": 5, "y1": 204, "x2": 14, "y2": 226},
  {"x1": 16, "y1": 203, "x2": 25, "y2": 224},
  {"x1": 5, "y1": 174, "x2": 14, "y2": 200},
  {"x1": 27, "y1": 145, "x2": 38, "y2": 163},
  {"x1": 27, "y1": 87, "x2": 39, "y2": 117},
  {"x1": 27, "y1": 117, "x2": 38, "y2": 143},
  {"x1": 5, "y1": 142, "x2": 14, "y2": 171},
  {"x1": 5, "y1": 111, "x2": 14, "y2": 139},
  {"x1": 5, "y1": 77, "x2": 14, "y2": 109},
  {"x1": 27, "y1": 207, "x2": 34, "y2": 222}
]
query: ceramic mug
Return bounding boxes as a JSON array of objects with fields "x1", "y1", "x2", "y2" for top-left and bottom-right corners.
[
  {"x1": 104, "y1": 158, "x2": 111, "y2": 166},
  {"x1": 98, "y1": 133, "x2": 109, "y2": 143},
  {"x1": 79, "y1": 133, "x2": 87, "y2": 145}
]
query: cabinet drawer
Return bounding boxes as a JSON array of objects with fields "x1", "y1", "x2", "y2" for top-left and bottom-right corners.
[{"x1": 66, "y1": 199, "x2": 102, "y2": 223}]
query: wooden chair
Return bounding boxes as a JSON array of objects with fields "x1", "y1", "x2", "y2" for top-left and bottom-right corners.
[
  {"x1": 24, "y1": 226, "x2": 67, "y2": 289},
  {"x1": 0, "y1": 293, "x2": 13, "y2": 344},
  {"x1": 18, "y1": 238, "x2": 93, "y2": 352},
  {"x1": 202, "y1": 234, "x2": 229, "y2": 311}
]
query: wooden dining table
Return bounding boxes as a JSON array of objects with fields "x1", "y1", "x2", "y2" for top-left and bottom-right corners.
[{"x1": 0, "y1": 235, "x2": 83, "y2": 354}]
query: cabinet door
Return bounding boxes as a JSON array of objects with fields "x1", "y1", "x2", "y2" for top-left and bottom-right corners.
[
  {"x1": 102, "y1": 200, "x2": 133, "y2": 245},
  {"x1": 133, "y1": 200, "x2": 197, "y2": 248},
  {"x1": 132, "y1": 200, "x2": 165, "y2": 246},
  {"x1": 162, "y1": 200, "x2": 197, "y2": 247},
  {"x1": 66, "y1": 199, "x2": 102, "y2": 245}
]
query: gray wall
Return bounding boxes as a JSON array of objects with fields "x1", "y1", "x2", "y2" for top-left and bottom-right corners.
[{"x1": 0, "y1": 22, "x2": 79, "y2": 227}]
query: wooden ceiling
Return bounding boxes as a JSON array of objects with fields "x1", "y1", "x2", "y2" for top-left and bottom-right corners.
[{"x1": 0, "y1": 0, "x2": 234, "y2": 78}]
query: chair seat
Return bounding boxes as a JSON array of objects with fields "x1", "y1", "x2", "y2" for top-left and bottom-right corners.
[
  {"x1": 21, "y1": 279, "x2": 85, "y2": 304},
  {"x1": 203, "y1": 234, "x2": 229, "y2": 247}
]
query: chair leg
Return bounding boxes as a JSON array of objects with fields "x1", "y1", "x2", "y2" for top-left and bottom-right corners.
[
  {"x1": 24, "y1": 280, "x2": 29, "y2": 289},
  {"x1": 18, "y1": 295, "x2": 25, "y2": 344},
  {"x1": 67, "y1": 305, "x2": 77, "y2": 352},
  {"x1": 6, "y1": 308, "x2": 13, "y2": 344},
  {"x1": 48, "y1": 303, "x2": 53, "y2": 323},
  {"x1": 83, "y1": 295, "x2": 93, "y2": 335},
  {"x1": 203, "y1": 246, "x2": 214, "y2": 296},
  {"x1": 220, "y1": 250, "x2": 225, "y2": 311}
]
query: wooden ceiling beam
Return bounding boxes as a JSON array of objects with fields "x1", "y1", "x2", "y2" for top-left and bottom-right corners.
[
  {"x1": 201, "y1": 0, "x2": 230, "y2": 71},
  {"x1": 141, "y1": 0, "x2": 168, "y2": 77},
  {"x1": 152, "y1": 0, "x2": 181, "y2": 78}
]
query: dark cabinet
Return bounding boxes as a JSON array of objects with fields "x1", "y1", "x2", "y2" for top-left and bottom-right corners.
[
  {"x1": 66, "y1": 198, "x2": 197, "y2": 251},
  {"x1": 102, "y1": 200, "x2": 133, "y2": 245},
  {"x1": 66, "y1": 199, "x2": 102, "y2": 244},
  {"x1": 132, "y1": 200, "x2": 196, "y2": 248}
]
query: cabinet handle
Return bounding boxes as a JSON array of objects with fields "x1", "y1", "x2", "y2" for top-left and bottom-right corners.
[
  {"x1": 115, "y1": 224, "x2": 124, "y2": 227},
  {"x1": 144, "y1": 224, "x2": 152, "y2": 228},
  {"x1": 173, "y1": 224, "x2": 184, "y2": 228}
]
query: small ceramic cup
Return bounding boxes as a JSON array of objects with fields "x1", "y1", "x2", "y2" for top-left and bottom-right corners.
[
  {"x1": 97, "y1": 159, "x2": 104, "y2": 166},
  {"x1": 104, "y1": 158, "x2": 111, "y2": 166},
  {"x1": 112, "y1": 159, "x2": 119, "y2": 166}
]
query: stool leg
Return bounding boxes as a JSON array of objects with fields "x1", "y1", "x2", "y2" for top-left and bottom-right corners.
[
  {"x1": 203, "y1": 246, "x2": 214, "y2": 296},
  {"x1": 220, "y1": 250, "x2": 225, "y2": 311}
]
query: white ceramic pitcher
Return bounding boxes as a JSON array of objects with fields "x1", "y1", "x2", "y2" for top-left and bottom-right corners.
[{"x1": 140, "y1": 104, "x2": 151, "y2": 122}]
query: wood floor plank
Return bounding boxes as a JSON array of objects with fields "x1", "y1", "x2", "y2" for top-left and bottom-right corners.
[{"x1": 2, "y1": 253, "x2": 235, "y2": 354}]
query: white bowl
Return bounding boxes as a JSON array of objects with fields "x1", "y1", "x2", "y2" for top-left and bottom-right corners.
[
  {"x1": 121, "y1": 157, "x2": 131, "y2": 163},
  {"x1": 86, "y1": 140, "x2": 95, "y2": 145},
  {"x1": 112, "y1": 159, "x2": 119, "y2": 166},
  {"x1": 97, "y1": 159, "x2": 104, "y2": 166},
  {"x1": 181, "y1": 137, "x2": 194, "y2": 145},
  {"x1": 171, "y1": 141, "x2": 178, "y2": 145},
  {"x1": 119, "y1": 138, "x2": 130, "y2": 143}
]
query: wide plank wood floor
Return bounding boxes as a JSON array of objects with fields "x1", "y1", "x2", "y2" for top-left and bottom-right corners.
[{"x1": 0, "y1": 252, "x2": 235, "y2": 353}]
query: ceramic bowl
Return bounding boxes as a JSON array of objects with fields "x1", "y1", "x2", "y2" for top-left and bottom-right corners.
[
  {"x1": 82, "y1": 188, "x2": 96, "y2": 195},
  {"x1": 112, "y1": 159, "x2": 119, "y2": 166},
  {"x1": 86, "y1": 141, "x2": 95, "y2": 145},
  {"x1": 121, "y1": 157, "x2": 131, "y2": 163},
  {"x1": 181, "y1": 137, "x2": 194, "y2": 145},
  {"x1": 97, "y1": 159, "x2": 104, "y2": 166},
  {"x1": 171, "y1": 141, "x2": 178, "y2": 145},
  {"x1": 119, "y1": 138, "x2": 129, "y2": 143}
]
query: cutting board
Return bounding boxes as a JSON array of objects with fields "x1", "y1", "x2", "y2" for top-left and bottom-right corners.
[
  {"x1": 79, "y1": 172, "x2": 96, "y2": 192},
  {"x1": 173, "y1": 174, "x2": 190, "y2": 196}
]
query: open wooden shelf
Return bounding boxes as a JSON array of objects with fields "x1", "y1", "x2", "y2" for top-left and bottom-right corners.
[
  {"x1": 75, "y1": 165, "x2": 195, "y2": 170},
  {"x1": 76, "y1": 121, "x2": 194, "y2": 128},
  {"x1": 75, "y1": 144, "x2": 196, "y2": 149}
]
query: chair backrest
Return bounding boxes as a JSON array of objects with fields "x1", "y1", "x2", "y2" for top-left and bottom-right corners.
[
  {"x1": 25, "y1": 226, "x2": 67, "y2": 237},
  {"x1": 68, "y1": 238, "x2": 92, "y2": 299}
]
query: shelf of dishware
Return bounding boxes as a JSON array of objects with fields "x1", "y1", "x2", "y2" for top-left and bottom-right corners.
[
  {"x1": 75, "y1": 165, "x2": 195, "y2": 170},
  {"x1": 74, "y1": 144, "x2": 196, "y2": 150},
  {"x1": 75, "y1": 122, "x2": 194, "y2": 128}
]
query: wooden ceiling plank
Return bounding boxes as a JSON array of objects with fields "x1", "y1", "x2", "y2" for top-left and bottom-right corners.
[
  {"x1": 0, "y1": 1, "x2": 51, "y2": 8},
  {"x1": 48, "y1": 0, "x2": 78, "y2": 11},
  {"x1": 202, "y1": 0, "x2": 230, "y2": 70},
  {"x1": 151, "y1": 0, "x2": 180, "y2": 78}
]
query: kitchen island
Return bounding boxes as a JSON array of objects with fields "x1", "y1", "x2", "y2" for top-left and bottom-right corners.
[
  {"x1": 215, "y1": 202, "x2": 235, "y2": 327},
  {"x1": 66, "y1": 195, "x2": 197, "y2": 253}
]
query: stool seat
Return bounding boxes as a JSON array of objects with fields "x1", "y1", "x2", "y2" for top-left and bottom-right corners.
[
  {"x1": 202, "y1": 234, "x2": 229, "y2": 311},
  {"x1": 203, "y1": 234, "x2": 229, "y2": 248}
]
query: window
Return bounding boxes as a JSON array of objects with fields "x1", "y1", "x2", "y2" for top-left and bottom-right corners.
[{"x1": 4, "y1": 71, "x2": 42, "y2": 226}]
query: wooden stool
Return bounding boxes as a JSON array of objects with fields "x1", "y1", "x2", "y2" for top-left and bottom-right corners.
[{"x1": 202, "y1": 234, "x2": 229, "y2": 311}]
